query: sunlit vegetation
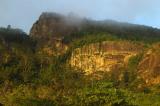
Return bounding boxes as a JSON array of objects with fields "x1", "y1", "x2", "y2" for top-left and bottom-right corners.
[{"x1": 0, "y1": 26, "x2": 160, "y2": 106}]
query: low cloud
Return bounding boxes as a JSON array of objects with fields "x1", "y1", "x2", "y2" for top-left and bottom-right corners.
[{"x1": 0, "y1": 0, "x2": 159, "y2": 33}]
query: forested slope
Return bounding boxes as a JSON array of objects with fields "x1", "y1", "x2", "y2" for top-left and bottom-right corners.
[{"x1": 0, "y1": 12, "x2": 160, "y2": 105}]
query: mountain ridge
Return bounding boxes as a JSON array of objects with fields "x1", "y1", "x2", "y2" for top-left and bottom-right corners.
[
  {"x1": 30, "y1": 12, "x2": 160, "y2": 43},
  {"x1": 0, "y1": 12, "x2": 160, "y2": 105}
]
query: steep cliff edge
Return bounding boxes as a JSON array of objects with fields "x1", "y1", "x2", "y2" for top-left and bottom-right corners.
[
  {"x1": 138, "y1": 43, "x2": 160, "y2": 86},
  {"x1": 30, "y1": 12, "x2": 82, "y2": 39},
  {"x1": 30, "y1": 12, "x2": 160, "y2": 42},
  {"x1": 1, "y1": 12, "x2": 160, "y2": 105},
  {"x1": 29, "y1": 12, "x2": 160, "y2": 86},
  {"x1": 70, "y1": 42, "x2": 160, "y2": 86},
  {"x1": 70, "y1": 41, "x2": 144, "y2": 74}
]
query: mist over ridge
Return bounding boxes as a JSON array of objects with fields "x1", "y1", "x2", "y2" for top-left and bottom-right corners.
[{"x1": 0, "y1": 0, "x2": 160, "y2": 33}]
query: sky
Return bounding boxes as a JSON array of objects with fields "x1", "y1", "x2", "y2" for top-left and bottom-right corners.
[{"x1": 0, "y1": 0, "x2": 160, "y2": 33}]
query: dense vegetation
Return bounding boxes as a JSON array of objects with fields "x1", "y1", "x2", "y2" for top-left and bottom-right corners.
[
  {"x1": 62, "y1": 20, "x2": 160, "y2": 44},
  {"x1": 0, "y1": 25, "x2": 160, "y2": 106}
]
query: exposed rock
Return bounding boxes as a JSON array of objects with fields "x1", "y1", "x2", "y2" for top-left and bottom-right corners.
[
  {"x1": 30, "y1": 12, "x2": 81, "y2": 56},
  {"x1": 30, "y1": 12, "x2": 160, "y2": 41},
  {"x1": 138, "y1": 43, "x2": 160, "y2": 86},
  {"x1": 70, "y1": 41, "x2": 144, "y2": 74},
  {"x1": 29, "y1": 12, "x2": 160, "y2": 87},
  {"x1": 30, "y1": 12, "x2": 82, "y2": 39}
]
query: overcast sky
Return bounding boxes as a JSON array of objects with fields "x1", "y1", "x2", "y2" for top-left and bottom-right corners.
[{"x1": 0, "y1": 0, "x2": 160, "y2": 33}]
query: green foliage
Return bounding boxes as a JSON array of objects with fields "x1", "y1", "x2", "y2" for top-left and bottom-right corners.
[
  {"x1": 0, "y1": 27, "x2": 36, "y2": 49},
  {"x1": 75, "y1": 81, "x2": 136, "y2": 106},
  {"x1": 62, "y1": 22, "x2": 160, "y2": 44},
  {"x1": 71, "y1": 33, "x2": 118, "y2": 48},
  {"x1": 0, "y1": 26, "x2": 160, "y2": 106},
  {"x1": 0, "y1": 85, "x2": 55, "y2": 106},
  {"x1": 122, "y1": 54, "x2": 144, "y2": 88},
  {"x1": 15, "y1": 99, "x2": 55, "y2": 106},
  {"x1": 127, "y1": 54, "x2": 143, "y2": 71}
]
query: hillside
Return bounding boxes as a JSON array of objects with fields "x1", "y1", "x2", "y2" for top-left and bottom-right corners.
[
  {"x1": 31, "y1": 12, "x2": 160, "y2": 43},
  {"x1": 0, "y1": 12, "x2": 160, "y2": 105}
]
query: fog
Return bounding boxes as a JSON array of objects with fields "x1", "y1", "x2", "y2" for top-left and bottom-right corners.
[{"x1": 0, "y1": 0, "x2": 160, "y2": 33}]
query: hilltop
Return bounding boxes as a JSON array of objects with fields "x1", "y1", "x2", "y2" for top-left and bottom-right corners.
[
  {"x1": 30, "y1": 12, "x2": 160, "y2": 43},
  {"x1": 0, "y1": 12, "x2": 160, "y2": 106}
]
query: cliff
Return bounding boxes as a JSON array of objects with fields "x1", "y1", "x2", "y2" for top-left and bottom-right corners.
[
  {"x1": 30, "y1": 12, "x2": 83, "y2": 39},
  {"x1": 30, "y1": 12, "x2": 160, "y2": 42},
  {"x1": 1, "y1": 12, "x2": 160, "y2": 105},
  {"x1": 70, "y1": 41, "x2": 144, "y2": 74},
  {"x1": 138, "y1": 43, "x2": 160, "y2": 86},
  {"x1": 29, "y1": 12, "x2": 160, "y2": 86},
  {"x1": 69, "y1": 42, "x2": 160, "y2": 86}
]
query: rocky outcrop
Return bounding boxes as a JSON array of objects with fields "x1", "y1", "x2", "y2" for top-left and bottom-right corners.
[
  {"x1": 30, "y1": 12, "x2": 160, "y2": 41},
  {"x1": 30, "y1": 12, "x2": 79, "y2": 56},
  {"x1": 138, "y1": 43, "x2": 160, "y2": 86},
  {"x1": 69, "y1": 41, "x2": 160, "y2": 86},
  {"x1": 30, "y1": 12, "x2": 82, "y2": 39},
  {"x1": 29, "y1": 12, "x2": 160, "y2": 86},
  {"x1": 70, "y1": 41, "x2": 144, "y2": 74}
]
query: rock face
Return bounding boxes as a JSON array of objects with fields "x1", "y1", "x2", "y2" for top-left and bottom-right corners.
[
  {"x1": 30, "y1": 12, "x2": 82, "y2": 39},
  {"x1": 70, "y1": 41, "x2": 144, "y2": 74},
  {"x1": 29, "y1": 12, "x2": 160, "y2": 86},
  {"x1": 30, "y1": 12, "x2": 79, "y2": 56},
  {"x1": 70, "y1": 42, "x2": 160, "y2": 86},
  {"x1": 138, "y1": 44, "x2": 160, "y2": 86},
  {"x1": 30, "y1": 12, "x2": 86, "y2": 56}
]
